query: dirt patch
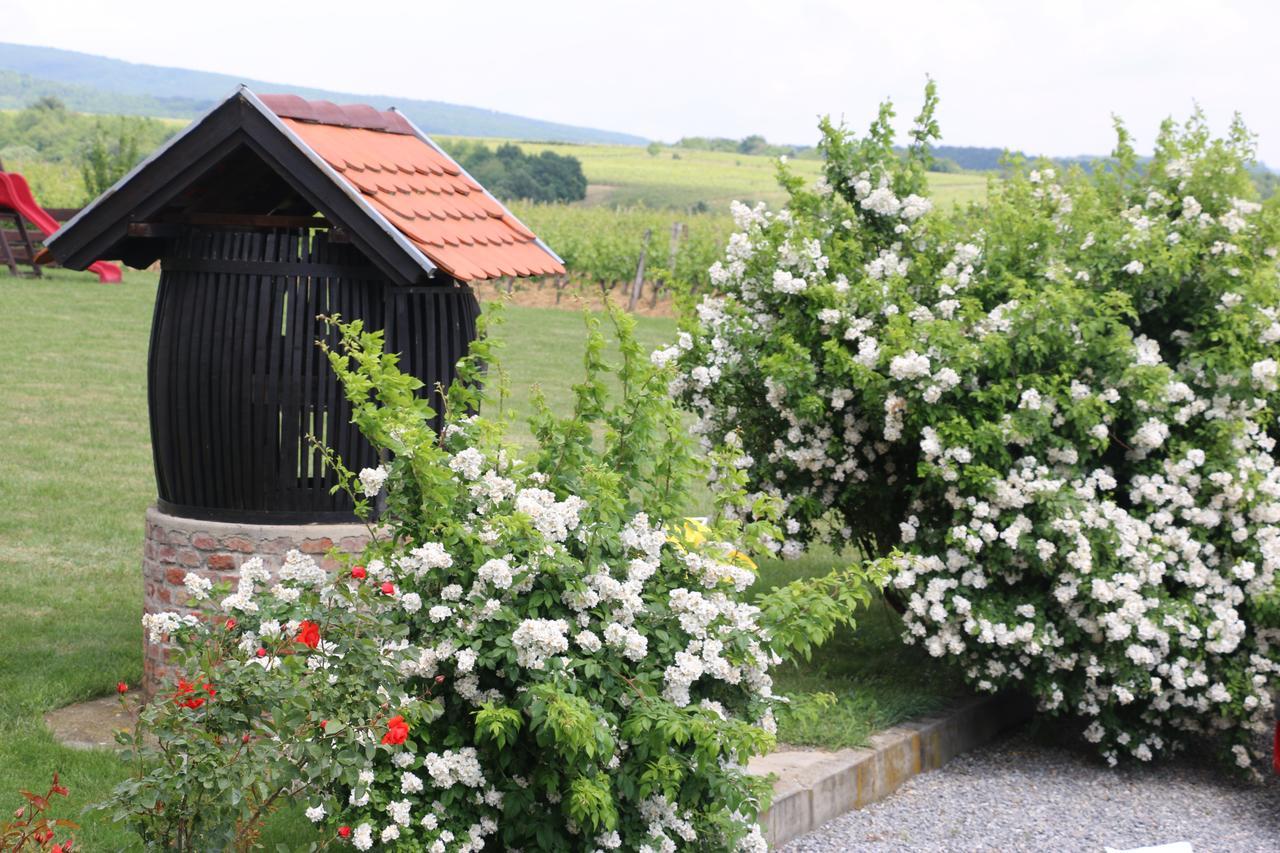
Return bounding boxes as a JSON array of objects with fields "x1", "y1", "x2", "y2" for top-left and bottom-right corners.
[{"x1": 45, "y1": 695, "x2": 139, "y2": 750}]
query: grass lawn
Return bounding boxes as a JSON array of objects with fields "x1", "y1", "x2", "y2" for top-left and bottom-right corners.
[
  {"x1": 0, "y1": 268, "x2": 962, "y2": 847},
  {"x1": 754, "y1": 553, "x2": 968, "y2": 749}
]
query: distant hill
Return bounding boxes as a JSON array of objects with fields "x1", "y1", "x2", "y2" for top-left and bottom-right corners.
[{"x1": 0, "y1": 41, "x2": 648, "y2": 146}]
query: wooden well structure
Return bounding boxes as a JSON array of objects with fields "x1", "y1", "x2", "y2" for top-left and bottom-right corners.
[{"x1": 45, "y1": 87, "x2": 564, "y2": 523}]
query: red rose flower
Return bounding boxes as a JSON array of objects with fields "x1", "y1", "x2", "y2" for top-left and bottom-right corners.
[
  {"x1": 224, "y1": 617, "x2": 237, "y2": 630},
  {"x1": 381, "y1": 714, "x2": 409, "y2": 745},
  {"x1": 116, "y1": 681, "x2": 129, "y2": 694},
  {"x1": 351, "y1": 565, "x2": 367, "y2": 580},
  {"x1": 256, "y1": 647, "x2": 268, "y2": 658},
  {"x1": 337, "y1": 826, "x2": 352, "y2": 839},
  {"x1": 296, "y1": 620, "x2": 321, "y2": 649},
  {"x1": 380, "y1": 581, "x2": 396, "y2": 596},
  {"x1": 174, "y1": 678, "x2": 213, "y2": 709}
]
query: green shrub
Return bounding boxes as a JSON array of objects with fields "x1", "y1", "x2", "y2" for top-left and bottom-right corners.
[
  {"x1": 670, "y1": 82, "x2": 1280, "y2": 770},
  {"x1": 102, "y1": 307, "x2": 874, "y2": 849}
]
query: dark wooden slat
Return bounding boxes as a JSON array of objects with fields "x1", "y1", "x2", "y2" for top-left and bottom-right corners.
[
  {"x1": 299, "y1": 229, "x2": 318, "y2": 504},
  {"x1": 144, "y1": 223, "x2": 476, "y2": 522},
  {"x1": 170, "y1": 230, "x2": 200, "y2": 504},
  {"x1": 250, "y1": 230, "x2": 276, "y2": 512},
  {"x1": 285, "y1": 229, "x2": 308, "y2": 511},
  {"x1": 212, "y1": 229, "x2": 238, "y2": 507},
  {"x1": 194, "y1": 229, "x2": 219, "y2": 505},
  {"x1": 238, "y1": 230, "x2": 256, "y2": 509}
]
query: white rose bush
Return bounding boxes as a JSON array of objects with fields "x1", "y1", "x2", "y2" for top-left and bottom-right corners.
[
  {"x1": 103, "y1": 307, "x2": 873, "y2": 850},
  {"x1": 670, "y1": 82, "x2": 1280, "y2": 770}
]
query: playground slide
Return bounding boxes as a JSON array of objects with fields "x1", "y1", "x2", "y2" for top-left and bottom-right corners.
[{"x1": 0, "y1": 171, "x2": 122, "y2": 283}]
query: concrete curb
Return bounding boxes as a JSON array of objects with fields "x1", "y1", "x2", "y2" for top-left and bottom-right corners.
[{"x1": 751, "y1": 693, "x2": 1032, "y2": 847}]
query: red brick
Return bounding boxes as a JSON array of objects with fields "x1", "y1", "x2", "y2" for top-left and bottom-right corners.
[
  {"x1": 300, "y1": 537, "x2": 334, "y2": 554},
  {"x1": 224, "y1": 536, "x2": 256, "y2": 553},
  {"x1": 207, "y1": 553, "x2": 237, "y2": 571},
  {"x1": 158, "y1": 545, "x2": 177, "y2": 562},
  {"x1": 339, "y1": 535, "x2": 369, "y2": 552},
  {"x1": 164, "y1": 567, "x2": 186, "y2": 586},
  {"x1": 259, "y1": 537, "x2": 293, "y2": 555},
  {"x1": 191, "y1": 533, "x2": 218, "y2": 550},
  {"x1": 176, "y1": 548, "x2": 201, "y2": 567}
]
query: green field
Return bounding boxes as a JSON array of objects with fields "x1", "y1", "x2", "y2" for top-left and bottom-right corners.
[
  {"x1": 442, "y1": 138, "x2": 988, "y2": 211},
  {"x1": 0, "y1": 269, "x2": 962, "y2": 847}
]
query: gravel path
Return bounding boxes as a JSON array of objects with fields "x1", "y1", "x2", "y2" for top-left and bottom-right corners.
[{"x1": 781, "y1": 729, "x2": 1280, "y2": 853}]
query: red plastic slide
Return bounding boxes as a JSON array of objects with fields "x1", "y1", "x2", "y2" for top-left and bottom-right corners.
[{"x1": 0, "y1": 171, "x2": 122, "y2": 283}]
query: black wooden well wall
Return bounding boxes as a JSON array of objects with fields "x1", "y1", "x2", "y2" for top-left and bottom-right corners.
[{"x1": 148, "y1": 226, "x2": 479, "y2": 523}]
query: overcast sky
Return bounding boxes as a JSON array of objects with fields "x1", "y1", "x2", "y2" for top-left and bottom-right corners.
[{"x1": 10, "y1": 0, "x2": 1280, "y2": 164}]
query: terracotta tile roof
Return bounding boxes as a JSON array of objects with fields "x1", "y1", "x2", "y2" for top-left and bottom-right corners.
[{"x1": 261, "y1": 95, "x2": 564, "y2": 282}]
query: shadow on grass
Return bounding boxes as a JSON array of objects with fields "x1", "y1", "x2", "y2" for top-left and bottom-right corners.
[{"x1": 754, "y1": 550, "x2": 970, "y2": 750}]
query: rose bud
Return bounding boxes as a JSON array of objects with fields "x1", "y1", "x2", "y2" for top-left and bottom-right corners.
[
  {"x1": 380, "y1": 581, "x2": 395, "y2": 595},
  {"x1": 351, "y1": 565, "x2": 367, "y2": 580}
]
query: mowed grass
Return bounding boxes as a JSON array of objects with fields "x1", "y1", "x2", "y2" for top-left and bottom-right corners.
[
  {"x1": 754, "y1": 553, "x2": 968, "y2": 749},
  {"x1": 0, "y1": 269, "x2": 962, "y2": 847}
]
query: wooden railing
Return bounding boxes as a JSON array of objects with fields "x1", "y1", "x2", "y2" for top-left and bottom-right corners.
[{"x1": 0, "y1": 207, "x2": 82, "y2": 267}]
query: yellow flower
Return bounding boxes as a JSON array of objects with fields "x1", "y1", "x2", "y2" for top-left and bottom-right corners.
[{"x1": 669, "y1": 517, "x2": 757, "y2": 571}]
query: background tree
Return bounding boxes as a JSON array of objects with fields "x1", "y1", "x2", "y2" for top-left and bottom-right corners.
[{"x1": 80, "y1": 119, "x2": 141, "y2": 199}]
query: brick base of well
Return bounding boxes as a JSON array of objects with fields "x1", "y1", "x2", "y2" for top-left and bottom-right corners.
[{"x1": 141, "y1": 504, "x2": 372, "y2": 698}]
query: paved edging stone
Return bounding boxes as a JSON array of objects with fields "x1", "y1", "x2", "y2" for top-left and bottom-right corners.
[{"x1": 751, "y1": 694, "x2": 1032, "y2": 847}]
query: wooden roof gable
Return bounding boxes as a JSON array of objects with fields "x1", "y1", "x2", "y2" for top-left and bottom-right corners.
[{"x1": 44, "y1": 86, "x2": 564, "y2": 285}]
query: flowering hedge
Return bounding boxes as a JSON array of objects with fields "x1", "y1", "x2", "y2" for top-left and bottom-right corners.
[
  {"x1": 669, "y1": 83, "x2": 1280, "y2": 768},
  {"x1": 106, "y1": 308, "x2": 874, "y2": 849}
]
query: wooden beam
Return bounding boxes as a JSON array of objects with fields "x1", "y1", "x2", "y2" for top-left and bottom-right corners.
[
  {"x1": 128, "y1": 214, "x2": 331, "y2": 235},
  {"x1": 126, "y1": 222, "x2": 183, "y2": 239},
  {"x1": 0, "y1": 217, "x2": 18, "y2": 276},
  {"x1": 180, "y1": 212, "x2": 332, "y2": 229}
]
